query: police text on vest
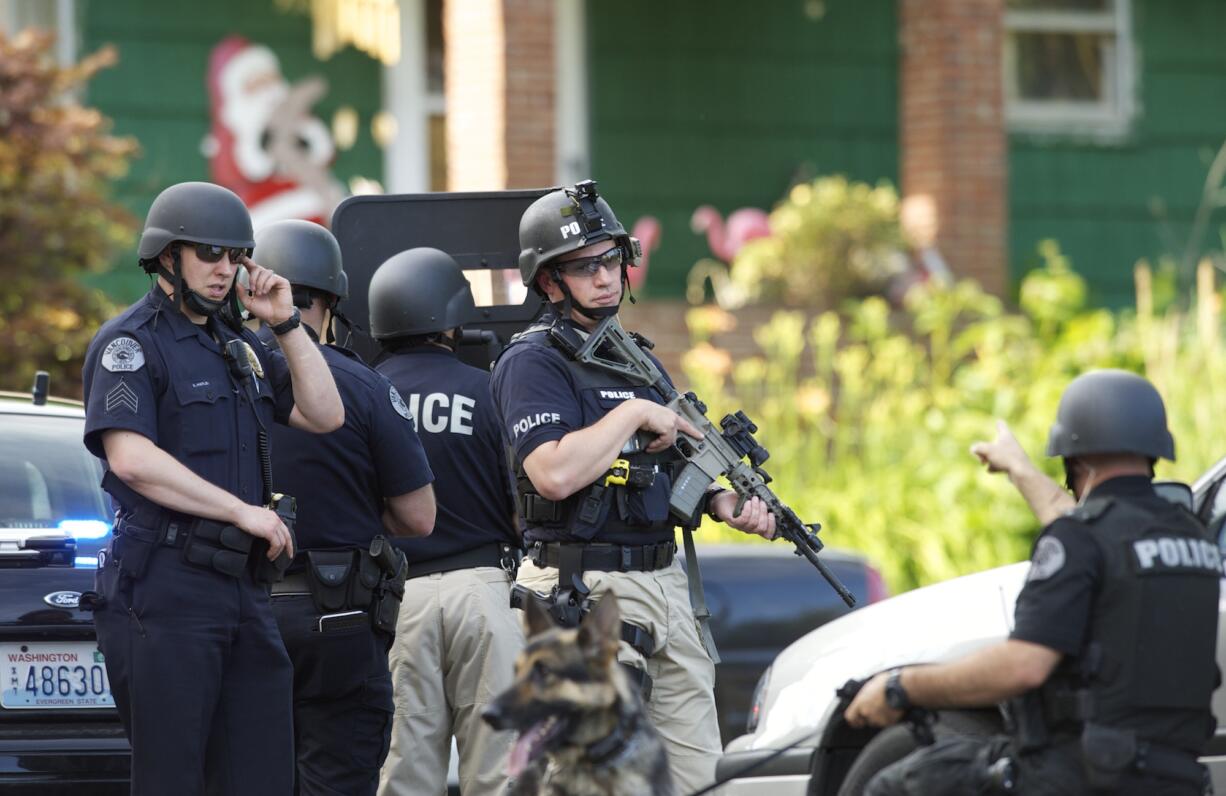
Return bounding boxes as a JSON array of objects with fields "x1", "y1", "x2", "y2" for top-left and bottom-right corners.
[
  {"x1": 406, "y1": 393, "x2": 475, "y2": 435},
  {"x1": 1133, "y1": 537, "x2": 1224, "y2": 575}
]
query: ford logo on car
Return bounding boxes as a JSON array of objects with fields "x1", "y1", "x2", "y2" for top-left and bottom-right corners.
[{"x1": 43, "y1": 591, "x2": 82, "y2": 609}]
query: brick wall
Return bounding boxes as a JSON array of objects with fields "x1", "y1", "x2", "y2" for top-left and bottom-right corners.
[
  {"x1": 899, "y1": 0, "x2": 1008, "y2": 295},
  {"x1": 503, "y1": 0, "x2": 554, "y2": 188},
  {"x1": 444, "y1": 0, "x2": 554, "y2": 190}
]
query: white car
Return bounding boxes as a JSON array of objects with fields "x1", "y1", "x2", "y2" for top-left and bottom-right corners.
[{"x1": 716, "y1": 461, "x2": 1226, "y2": 796}]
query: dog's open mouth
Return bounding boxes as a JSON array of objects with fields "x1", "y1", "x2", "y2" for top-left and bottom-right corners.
[{"x1": 508, "y1": 714, "x2": 572, "y2": 778}]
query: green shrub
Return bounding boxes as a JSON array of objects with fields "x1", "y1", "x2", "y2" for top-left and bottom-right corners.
[
  {"x1": 729, "y1": 175, "x2": 908, "y2": 307},
  {"x1": 688, "y1": 241, "x2": 1226, "y2": 593}
]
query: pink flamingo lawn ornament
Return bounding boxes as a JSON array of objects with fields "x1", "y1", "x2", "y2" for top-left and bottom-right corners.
[
  {"x1": 628, "y1": 216, "x2": 661, "y2": 292},
  {"x1": 689, "y1": 205, "x2": 771, "y2": 263}
]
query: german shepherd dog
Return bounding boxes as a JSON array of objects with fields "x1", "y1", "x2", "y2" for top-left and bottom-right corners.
[{"x1": 482, "y1": 594, "x2": 676, "y2": 796}]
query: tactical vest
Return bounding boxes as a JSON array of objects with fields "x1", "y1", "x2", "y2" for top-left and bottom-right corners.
[
  {"x1": 1031, "y1": 496, "x2": 1220, "y2": 753},
  {"x1": 502, "y1": 323, "x2": 686, "y2": 545}
]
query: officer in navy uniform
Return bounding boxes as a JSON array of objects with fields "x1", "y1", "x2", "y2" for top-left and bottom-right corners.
[
  {"x1": 367, "y1": 248, "x2": 525, "y2": 796},
  {"x1": 82, "y1": 182, "x2": 344, "y2": 795},
  {"x1": 253, "y1": 220, "x2": 437, "y2": 796},
  {"x1": 846, "y1": 370, "x2": 1219, "y2": 795},
  {"x1": 489, "y1": 181, "x2": 776, "y2": 791}
]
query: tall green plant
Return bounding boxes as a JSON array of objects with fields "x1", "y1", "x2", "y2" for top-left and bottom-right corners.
[{"x1": 687, "y1": 242, "x2": 1226, "y2": 593}]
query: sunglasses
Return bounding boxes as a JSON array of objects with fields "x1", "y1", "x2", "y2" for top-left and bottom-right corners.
[
  {"x1": 186, "y1": 243, "x2": 252, "y2": 264},
  {"x1": 555, "y1": 246, "x2": 626, "y2": 277}
]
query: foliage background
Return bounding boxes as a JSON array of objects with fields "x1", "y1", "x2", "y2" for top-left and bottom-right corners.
[
  {"x1": 0, "y1": 30, "x2": 137, "y2": 400},
  {"x1": 728, "y1": 176, "x2": 909, "y2": 307},
  {"x1": 688, "y1": 243, "x2": 1225, "y2": 593}
]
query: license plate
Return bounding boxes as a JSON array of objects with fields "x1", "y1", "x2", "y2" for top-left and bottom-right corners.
[{"x1": 1, "y1": 641, "x2": 115, "y2": 709}]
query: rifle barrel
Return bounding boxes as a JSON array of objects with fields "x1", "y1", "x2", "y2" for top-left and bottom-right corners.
[{"x1": 779, "y1": 524, "x2": 857, "y2": 607}]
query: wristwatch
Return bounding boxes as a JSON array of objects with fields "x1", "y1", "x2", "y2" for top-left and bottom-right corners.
[
  {"x1": 269, "y1": 307, "x2": 302, "y2": 336},
  {"x1": 885, "y1": 668, "x2": 912, "y2": 711}
]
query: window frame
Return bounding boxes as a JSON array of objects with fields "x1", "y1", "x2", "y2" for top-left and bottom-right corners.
[{"x1": 1003, "y1": 0, "x2": 1136, "y2": 139}]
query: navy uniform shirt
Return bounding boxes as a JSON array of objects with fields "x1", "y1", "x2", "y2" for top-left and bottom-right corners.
[
  {"x1": 1010, "y1": 476, "x2": 1165, "y2": 655},
  {"x1": 489, "y1": 312, "x2": 677, "y2": 545},
  {"x1": 83, "y1": 287, "x2": 295, "y2": 510},
  {"x1": 259, "y1": 326, "x2": 434, "y2": 551},
  {"x1": 376, "y1": 346, "x2": 517, "y2": 561}
]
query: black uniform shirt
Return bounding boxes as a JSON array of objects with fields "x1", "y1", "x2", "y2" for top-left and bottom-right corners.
[
  {"x1": 489, "y1": 312, "x2": 679, "y2": 545},
  {"x1": 83, "y1": 287, "x2": 294, "y2": 509},
  {"x1": 259, "y1": 326, "x2": 434, "y2": 551},
  {"x1": 1010, "y1": 476, "x2": 1159, "y2": 655},
  {"x1": 376, "y1": 346, "x2": 517, "y2": 562}
]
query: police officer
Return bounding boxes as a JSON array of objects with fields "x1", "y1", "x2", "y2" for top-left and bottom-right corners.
[
  {"x1": 253, "y1": 220, "x2": 438, "y2": 796},
  {"x1": 845, "y1": 369, "x2": 1219, "y2": 795},
  {"x1": 368, "y1": 247, "x2": 524, "y2": 796},
  {"x1": 82, "y1": 182, "x2": 345, "y2": 795},
  {"x1": 490, "y1": 181, "x2": 775, "y2": 791}
]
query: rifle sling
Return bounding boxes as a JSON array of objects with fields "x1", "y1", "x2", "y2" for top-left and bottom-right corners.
[{"x1": 683, "y1": 525, "x2": 721, "y2": 664}]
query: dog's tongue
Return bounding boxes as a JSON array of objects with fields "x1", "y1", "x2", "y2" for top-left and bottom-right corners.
[{"x1": 508, "y1": 720, "x2": 548, "y2": 778}]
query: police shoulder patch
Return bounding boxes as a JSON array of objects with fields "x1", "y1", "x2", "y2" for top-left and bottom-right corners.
[
  {"x1": 101, "y1": 337, "x2": 144, "y2": 373},
  {"x1": 1027, "y1": 535, "x2": 1066, "y2": 582},
  {"x1": 389, "y1": 385, "x2": 412, "y2": 421}
]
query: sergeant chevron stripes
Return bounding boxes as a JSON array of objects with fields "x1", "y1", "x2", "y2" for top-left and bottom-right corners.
[{"x1": 105, "y1": 380, "x2": 139, "y2": 414}]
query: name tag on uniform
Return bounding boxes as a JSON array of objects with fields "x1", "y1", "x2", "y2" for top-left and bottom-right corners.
[{"x1": 1132, "y1": 536, "x2": 1224, "y2": 576}]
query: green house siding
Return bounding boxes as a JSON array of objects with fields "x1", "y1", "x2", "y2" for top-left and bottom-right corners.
[
  {"x1": 586, "y1": 0, "x2": 899, "y2": 298},
  {"x1": 80, "y1": 0, "x2": 383, "y2": 303},
  {"x1": 1008, "y1": 0, "x2": 1226, "y2": 307}
]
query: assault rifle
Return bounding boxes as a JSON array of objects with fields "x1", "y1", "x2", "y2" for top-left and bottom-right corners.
[{"x1": 547, "y1": 316, "x2": 855, "y2": 607}]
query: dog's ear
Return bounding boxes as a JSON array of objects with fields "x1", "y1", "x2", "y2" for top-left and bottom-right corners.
[
  {"x1": 578, "y1": 594, "x2": 621, "y2": 662},
  {"x1": 524, "y1": 595, "x2": 556, "y2": 638}
]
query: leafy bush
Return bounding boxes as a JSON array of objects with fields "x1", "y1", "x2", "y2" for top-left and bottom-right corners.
[
  {"x1": 0, "y1": 30, "x2": 137, "y2": 399},
  {"x1": 728, "y1": 175, "x2": 908, "y2": 307},
  {"x1": 688, "y1": 241, "x2": 1226, "y2": 593}
]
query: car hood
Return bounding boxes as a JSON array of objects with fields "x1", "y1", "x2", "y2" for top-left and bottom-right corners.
[{"x1": 737, "y1": 562, "x2": 1030, "y2": 751}]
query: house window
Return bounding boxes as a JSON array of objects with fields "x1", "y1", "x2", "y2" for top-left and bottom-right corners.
[{"x1": 1004, "y1": 0, "x2": 1134, "y2": 137}]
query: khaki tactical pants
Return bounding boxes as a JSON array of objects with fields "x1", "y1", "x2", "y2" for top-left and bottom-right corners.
[
  {"x1": 378, "y1": 567, "x2": 524, "y2": 796},
  {"x1": 516, "y1": 556, "x2": 723, "y2": 793}
]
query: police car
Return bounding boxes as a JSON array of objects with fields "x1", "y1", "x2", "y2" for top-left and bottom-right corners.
[
  {"x1": 0, "y1": 377, "x2": 128, "y2": 791},
  {"x1": 716, "y1": 470, "x2": 1226, "y2": 796}
]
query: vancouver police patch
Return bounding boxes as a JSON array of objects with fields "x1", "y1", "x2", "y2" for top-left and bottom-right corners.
[
  {"x1": 1027, "y1": 536, "x2": 1066, "y2": 582},
  {"x1": 389, "y1": 385, "x2": 413, "y2": 421},
  {"x1": 101, "y1": 337, "x2": 144, "y2": 373}
]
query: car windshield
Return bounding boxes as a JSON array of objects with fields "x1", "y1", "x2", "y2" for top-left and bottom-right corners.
[{"x1": 0, "y1": 413, "x2": 106, "y2": 529}]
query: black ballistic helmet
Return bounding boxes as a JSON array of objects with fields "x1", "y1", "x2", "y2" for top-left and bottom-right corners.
[
  {"x1": 138, "y1": 181, "x2": 255, "y2": 264},
  {"x1": 368, "y1": 247, "x2": 476, "y2": 340},
  {"x1": 253, "y1": 220, "x2": 348, "y2": 300},
  {"x1": 517, "y1": 180, "x2": 638, "y2": 288},
  {"x1": 1046, "y1": 369, "x2": 1175, "y2": 461},
  {"x1": 138, "y1": 182, "x2": 254, "y2": 320}
]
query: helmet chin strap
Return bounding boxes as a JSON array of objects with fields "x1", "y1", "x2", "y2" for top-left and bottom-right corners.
[{"x1": 157, "y1": 249, "x2": 229, "y2": 318}]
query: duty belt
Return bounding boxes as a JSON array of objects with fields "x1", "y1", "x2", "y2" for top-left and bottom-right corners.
[
  {"x1": 529, "y1": 541, "x2": 675, "y2": 573},
  {"x1": 270, "y1": 572, "x2": 311, "y2": 596},
  {"x1": 158, "y1": 515, "x2": 254, "y2": 579},
  {"x1": 1133, "y1": 740, "x2": 1207, "y2": 785},
  {"x1": 406, "y1": 542, "x2": 521, "y2": 580}
]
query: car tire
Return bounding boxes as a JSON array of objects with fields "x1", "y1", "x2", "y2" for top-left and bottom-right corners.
[{"x1": 834, "y1": 710, "x2": 1002, "y2": 796}]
